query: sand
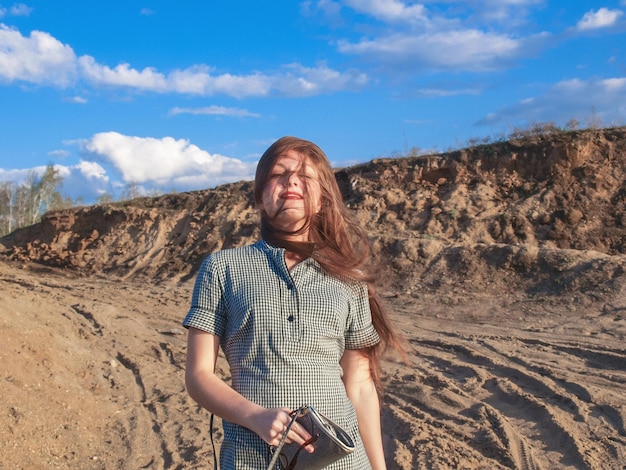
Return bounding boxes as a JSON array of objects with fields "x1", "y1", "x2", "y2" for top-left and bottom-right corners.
[{"x1": 2, "y1": 260, "x2": 625, "y2": 469}]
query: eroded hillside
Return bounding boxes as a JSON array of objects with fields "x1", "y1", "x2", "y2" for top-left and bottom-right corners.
[{"x1": 2, "y1": 127, "x2": 626, "y2": 300}]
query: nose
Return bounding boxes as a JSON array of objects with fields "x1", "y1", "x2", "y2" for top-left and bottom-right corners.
[{"x1": 285, "y1": 172, "x2": 300, "y2": 186}]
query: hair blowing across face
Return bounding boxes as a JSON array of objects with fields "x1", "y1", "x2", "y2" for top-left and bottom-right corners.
[{"x1": 254, "y1": 136, "x2": 407, "y2": 391}]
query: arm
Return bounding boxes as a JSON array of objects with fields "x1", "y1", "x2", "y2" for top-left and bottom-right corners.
[
  {"x1": 340, "y1": 349, "x2": 386, "y2": 470},
  {"x1": 185, "y1": 327, "x2": 312, "y2": 448}
]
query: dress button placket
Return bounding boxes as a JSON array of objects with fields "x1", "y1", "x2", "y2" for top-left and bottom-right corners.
[{"x1": 286, "y1": 280, "x2": 299, "y2": 340}]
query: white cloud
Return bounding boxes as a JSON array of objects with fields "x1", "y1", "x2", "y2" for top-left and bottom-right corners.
[
  {"x1": 0, "y1": 163, "x2": 70, "y2": 186},
  {"x1": 277, "y1": 62, "x2": 368, "y2": 94},
  {"x1": 603, "y1": 77, "x2": 626, "y2": 91},
  {"x1": 0, "y1": 24, "x2": 77, "y2": 85},
  {"x1": 167, "y1": 65, "x2": 272, "y2": 97},
  {"x1": 339, "y1": 29, "x2": 524, "y2": 71},
  {"x1": 76, "y1": 160, "x2": 108, "y2": 181},
  {"x1": 0, "y1": 3, "x2": 33, "y2": 18},
  {"x1": 48, "y1": 149, "x2": 71, "y2": 158},
  {"x1": 477, "y1": 76, "x2": 626, "y2": 127},
  {"x1": 330, "y1": 1, "x2": 559, "y2": 74},
  {"x1": 81, "y1": 132, "x2": 256, "y2": 187},
  {"x1": 0, "y1": 167, "x2": 29, "y2": 181},
  {"x1": 414, "y1": 86, "x2": 482, "y2": 97},
  {"x1": 343, "y1": 0, "x2": 427, "y2": 23},
  {"x1": 168, "y1": 105, "x2": 261, "y2": 118},
  {"x1": 10, "y1": 3, "x2": 33, "y2": 16},
  {"x1": 301, "y1": 0, "x2": 343, "y2": 24},
  {"x1": 63, "y1": 95, "x2": 88, "y2": 104},
  {"x1": 79, "y1": 55, "x2": 168, "y2": 90},
  {"x1": 0, "y1": 25, "x2": 368, "y2": 97},
  {"x1": 552, "y1": 77, "x2": 626, "y2": 99},
  {"x1": 166, "y1": 63, "x2": 367, "y2": 97},
  {"x1": 577, "y1": 8, "x2": 623, "y2": 31},
  {"x1": 51, "y1": 161, "x2": 111, "y2": 202},
  {"x1": 474, "y1": 0, "x2": 544, "y2": 23}
]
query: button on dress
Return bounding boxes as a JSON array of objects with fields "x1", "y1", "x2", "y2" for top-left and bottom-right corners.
[{"x1": 183, "y1": 240, "x2": 381, "y2": 469}]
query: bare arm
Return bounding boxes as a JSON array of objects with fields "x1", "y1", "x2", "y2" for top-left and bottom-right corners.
[
  {"x1": 341, "y1": 349, "x2": 386, "y2": 470},
  {"x1": 184, "y1": 327, "x2": 312, "y2": 448}
]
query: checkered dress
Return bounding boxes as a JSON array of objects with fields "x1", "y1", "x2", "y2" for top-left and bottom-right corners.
[{"x1": 183, "y1": 240, "x2": 380, "y2": 469}]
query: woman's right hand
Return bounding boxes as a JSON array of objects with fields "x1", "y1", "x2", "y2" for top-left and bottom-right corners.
[
  {"x1": 249, "y1": 407, "x2": 314, "y2": 452},
  {"x1": 185, "y1": 330, "x2": 314, "y2": 452}
]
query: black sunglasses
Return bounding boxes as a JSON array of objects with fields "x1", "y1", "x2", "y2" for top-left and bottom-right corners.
[{"x1": 273, "y1": 433, "x2": 319, "y2": 470}]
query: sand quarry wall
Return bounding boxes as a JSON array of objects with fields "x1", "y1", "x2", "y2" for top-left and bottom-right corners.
[{"x1": 2, "y1": 126, "x2": 626, "y2": 300}]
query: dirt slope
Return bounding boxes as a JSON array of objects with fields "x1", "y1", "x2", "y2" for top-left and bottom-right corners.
[
  {"x1": 3, "y1": 127, "x2": 626, "y2": 296},
  {"x1": 1, "y1": 127, "x2": 626, "y2": 469}
]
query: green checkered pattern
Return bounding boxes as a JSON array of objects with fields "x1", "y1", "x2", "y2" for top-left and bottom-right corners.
[{"x1": 183, "y1": 240, "x2": 379, "y2": 469}]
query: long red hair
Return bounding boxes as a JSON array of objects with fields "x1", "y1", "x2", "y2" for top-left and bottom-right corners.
[{"x1": 254, "y1": 136, "x2": 406, "y2": 391}]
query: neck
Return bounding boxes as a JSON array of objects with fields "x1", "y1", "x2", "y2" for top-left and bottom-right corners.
[
  {"x1": 284, "y1": 250, "x2": 305, "y2": 270},
  {"x1": 262, "y1": 226, "x2": 316, "y2": 259}
]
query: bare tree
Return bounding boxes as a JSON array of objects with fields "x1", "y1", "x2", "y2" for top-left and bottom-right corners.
[
  {"x1": 96, "y1": 192, "x2": 114, "y2": 204},
  {"x1": 30, "y1": 165, "x2": 64, "y2": 224},
  {"x1": 0, "y1": 181, "x2": 15, "y2": 235},
  {"x1": 120, "y1": 182, "x2": 143, "y2": 201},
  {"x1": 0, "y1": 164, "x2": 65, "y2": 237}
]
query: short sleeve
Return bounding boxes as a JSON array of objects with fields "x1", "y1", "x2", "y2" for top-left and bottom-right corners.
[
  {"x1": 344, "y1": 282, "x2": 380, "y2": 350},
  {"x1": 182, "y1": 255, "x2": 228, "y2": 337}
]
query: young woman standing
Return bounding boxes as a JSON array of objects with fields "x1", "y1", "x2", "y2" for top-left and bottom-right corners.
[{"x1": 183, "y1": 136, "x2": 404, "y2": 469}]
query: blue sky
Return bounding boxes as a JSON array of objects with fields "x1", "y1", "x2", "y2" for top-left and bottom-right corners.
[{"x1": 1, "y1": 1, "x2": 625, "y2": 203}]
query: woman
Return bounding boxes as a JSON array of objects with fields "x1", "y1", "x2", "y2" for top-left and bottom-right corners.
[{"x1": 183, "y1": 136, "x2": 404, "y2": 469}]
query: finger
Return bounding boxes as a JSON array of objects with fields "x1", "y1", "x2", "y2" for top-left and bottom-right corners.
[
  {"x1": 292, "y1": 422, "x2": 312, "y2": 441},
  {"x1": 271, "y1": 415, "x2": 288, "y2": 436},
  {"x1": 269, "y1": 426, "x2": 285, "y2": 445},
  {"x1": 288, "y1": 425, "x2": 315, "y2": 452}
]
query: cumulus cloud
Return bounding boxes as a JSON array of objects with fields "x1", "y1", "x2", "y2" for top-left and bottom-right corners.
[
  {"x1": 0, "y1": 161, "x2": 107, "y2": 195},
  {"x1": 78, "y1": 56, "x2": 168, "y2": 90},
  {"x1": 81, "y1": 132, "x2": 256, "y2": 188},
  {"x1": 577, "y1": 8, "x2": 623, "y2": 31},
  {"x1": 0, "y1": 24, "x2": 368, "y2": 96},
  {"x1": 0, "y1": 24, "x2": 77, "y2": 85},
  {"x1": 75, "y1": 160, "x2": 108, "y2": 181},
  {"x1": 0, "y1": 167, "x2": 29, "y2": 182},
  {"x1": 50, "y1": 161, "x2": 110, "y2": 202},
  {"x1": 167, "y1": 65, "x2": 272, "y2": 97}
]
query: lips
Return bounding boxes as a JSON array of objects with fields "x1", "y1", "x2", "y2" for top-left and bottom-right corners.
[{"x1": 281, "y1": 191, "x2": 303, "y2": 200}]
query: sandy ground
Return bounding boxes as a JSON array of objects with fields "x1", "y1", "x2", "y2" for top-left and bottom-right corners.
[{"x1": 2, "y1": 260, "x2": 625, "y2": 470}]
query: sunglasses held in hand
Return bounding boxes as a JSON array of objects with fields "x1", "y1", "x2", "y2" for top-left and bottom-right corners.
[{"x1": 267, "y1": 405, "x2": 355, "y2": 470}]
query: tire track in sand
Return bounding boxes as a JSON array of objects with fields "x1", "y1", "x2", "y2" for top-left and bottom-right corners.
[{"x1": 381, "y1": 314, "x2": 626, "y2": 469}]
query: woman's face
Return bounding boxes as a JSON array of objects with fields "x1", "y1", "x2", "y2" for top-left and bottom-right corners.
[{"x1": 260, "y1": 150, "x2": 322, "y2": 237}]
